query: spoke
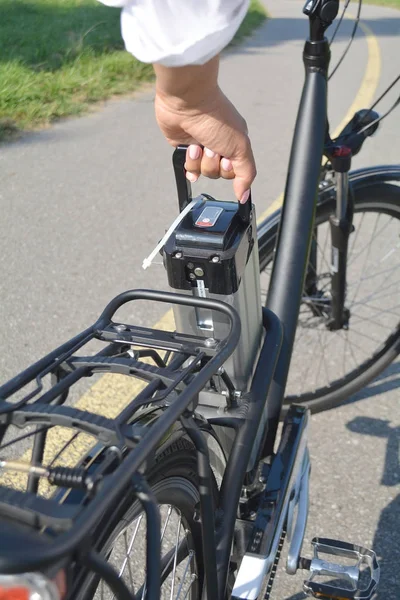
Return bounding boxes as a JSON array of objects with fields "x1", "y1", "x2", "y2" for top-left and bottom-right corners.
[
  {"x1": 140, "y1": 506, "x2": 173, "y2": 600},
  {"x1": 332, "y1": 331, "x2": 371, "y2": 358},
  {"x1": 123, "y1": 530, "x2": 135, "y2": 593},
  {"x1": 319, "y1": 329, "x2": 332, "y2": 387},
  {"x1": 175, "y1": 550, "x2": 194, "y2": 600},
  {"x1": 350, "y1": 213, "x2": 381, "y2": 306},
  {"x1": 118, "y1": 515, "x2": 143, "y2": 579},
  {"x1": 161, "y1": 506, "x2": 173, "y2": 543},
  {"x1": 314, "y1": 329, "x2": 329, "y2": 389},
  {"x1": 340, "y1": 330, "x2": 361, "y2": 372},
  {"x1": 349, "y1": 313, "x2": 393, "y2": 330},
  {"x1": 350, "y1": 264, "x2": 399, "y2": 307},
  {"x1": 346, "y1": 328, "x2": 382, "y2": 346},
  {"x1": 169, "y1": 515, "x2": 182, "y2": 600},
  {"x1": 348, "y1": 213, "x2": 393, "y2": 266},
  {"x1": 351, "y1": 279, "x2": 400, "y2": 308},
  {"x1": 348, "y1": 212, "x2": 365, "y2": 260},
  {"x1": 296, "y1": 345, "x2": 317, "y2": 394},
  {"x1": 347, "y1": 264, "x2": 400, "y2": 286},
  {"x1": 285, "y1": 206, "x2": 400, "y2": 399},
  {"x1": 357, "y1": 217, "x2": 398, "y2": 266},
  {"x1": 381, "y1": 238, "x2": 400, "y2": 261},
  {"x1": 353, "y1": 281, "x2": 400, "y2": 305},
  {"x1": 342, "y1": 329, "x2": 348, "y2": 378},
  {"x1": 347, "y1": 338, "x2": 361, "y2": 371},
  {"x1": 348, "y1": 214, "x2": 389, "y2": 267},
  {"x1": 315, "y1": 235, "x2": 332, "y2": 275},
  {"x1": 182, "y1": 575, "x2": 197, "y2": 600}
]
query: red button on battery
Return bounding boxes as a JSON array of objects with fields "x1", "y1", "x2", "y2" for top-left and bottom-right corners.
[{"x1": 195, "y1": 207, "x2": 223, "y2": 228}]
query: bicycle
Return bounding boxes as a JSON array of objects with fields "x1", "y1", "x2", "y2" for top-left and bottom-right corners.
[{"x1": 0, "y1": 1, "x2": 398, "y2": 599}]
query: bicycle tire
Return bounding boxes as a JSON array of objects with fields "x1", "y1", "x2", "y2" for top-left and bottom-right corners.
[
  {"x1": 258, "y1": 169, "x2": 400, "y2": 414},
  {"x1": 74, "y1": 432, "x2": 211, "y2": 600}
]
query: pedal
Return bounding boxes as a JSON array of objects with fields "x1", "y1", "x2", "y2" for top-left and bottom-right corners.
[{"x1": 302, "y1": 538, "x2": 379, "y2": 600}]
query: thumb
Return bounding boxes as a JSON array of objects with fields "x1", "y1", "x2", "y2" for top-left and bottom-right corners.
[{"x1": 231, "y1": 144, "x2": 257, "y2": 203}]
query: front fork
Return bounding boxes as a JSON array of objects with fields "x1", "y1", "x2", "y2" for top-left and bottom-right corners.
[
  {"x1": 327, "y1": 148, "x2": 354, "y2": 330},
  {"x1": 305, "y1": 147, "x2": 354, "y2": 329}
]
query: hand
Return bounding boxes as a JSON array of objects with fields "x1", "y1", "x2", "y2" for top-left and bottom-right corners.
[{"x1": 153, "y1": 58, "x2": 256, "y2": 203}]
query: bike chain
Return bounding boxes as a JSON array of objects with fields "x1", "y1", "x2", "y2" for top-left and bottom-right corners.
[{"x1": 264, "y1": 528, "x2": 287, "y2": 600}]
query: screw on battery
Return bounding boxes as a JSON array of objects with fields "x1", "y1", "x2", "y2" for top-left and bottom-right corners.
[
  {"x1": 174, "y1": 251, "x2": 183, "y2": 259},
  {"x1": 194, "y1": 267, "x2": 204, "y2": 277},
  {"x1": 211, "y1": 256, "x2": 220, "y2": 263}
]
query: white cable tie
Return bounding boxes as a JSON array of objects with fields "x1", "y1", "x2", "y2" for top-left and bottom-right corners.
[{"x1": 142, "y1": 198, "x2": 198, "y2": 270}]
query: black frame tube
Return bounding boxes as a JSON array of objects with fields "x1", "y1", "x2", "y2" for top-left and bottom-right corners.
[
  {"x1": 216, "y1": 308, "x2": 283, "y2": 599},
  {"x1": 132, "y1": 475, "x2": 161, "y2": 600},
  {"x1": 81, "y1": 551, "x2": 135, "y2": 600},
  {"x1": 27, "y1": 427, "x2": 47, "y2": 494},
  {"x1": 263, "y1": 43, "x2": 330, "y2": 457},
  {"x1": 180, "y1": 415, "x2": 219, "y2": 600}
]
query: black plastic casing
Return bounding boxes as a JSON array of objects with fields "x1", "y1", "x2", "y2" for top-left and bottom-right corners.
[{"x1": 163, "y1": 195, "x2": 255, "y2": 295}]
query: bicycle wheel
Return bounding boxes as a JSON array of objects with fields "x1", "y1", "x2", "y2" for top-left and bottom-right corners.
[
  {"x1": 258, "y1": 175, "x2": 400, "y2": 413},
  {"x1": 77, "y1": 434, "x2": 210, "y2": 600}
]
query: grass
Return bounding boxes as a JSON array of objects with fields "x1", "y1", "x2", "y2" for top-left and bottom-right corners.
[
  {"x1": 364, "y1": 0, "x2": 400, "y2": 7},
  {"x1": 0, "y1": 0, "x2": 267, "y2": 140}
]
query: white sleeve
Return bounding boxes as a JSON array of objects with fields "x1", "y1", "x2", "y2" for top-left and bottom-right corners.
[{"x1": 97, "y1": 0, "x2": 250, "y2": 66}]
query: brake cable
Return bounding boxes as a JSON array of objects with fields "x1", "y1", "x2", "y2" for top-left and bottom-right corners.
[
  {"x1": 329, "y1": 0, "x2": 362, "y2": 80},
  {"x1": 329, "y1": 0, "x2": 352, "y2": 46},
  {"x1": 334, "y1": 74, "x2": 400, "y2": 143},
  {"x1": 356, "y1": 74, "x2": 400, "y2": 133}
]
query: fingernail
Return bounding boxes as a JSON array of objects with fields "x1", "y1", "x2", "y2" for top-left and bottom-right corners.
[
  {"x1": 221, "y1": 158, "x2": 233, "y2": 171},
  {"x1": 186, "y1": 171, "x2": 198, "y2": 182},
  {"x1": 188, "y1": 145, "x2": 201, "y2": 160},
  {"x1": 204, "y1": 147, "x2": 216, "y2": 158},
  {"x1": 240, "y1": 189, "x2": 250, "y2": 204}
]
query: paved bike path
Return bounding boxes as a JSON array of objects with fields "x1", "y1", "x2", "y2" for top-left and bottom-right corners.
[
  {"x1": 1, "y1": 0, "x2": 399, "y2": 379},
  {"x1": 0, "y1": 2, "x2": 399, "y2": 598}
]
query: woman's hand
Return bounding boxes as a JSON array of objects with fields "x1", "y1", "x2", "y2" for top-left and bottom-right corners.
[{"x1": 153, "y1": 57, "x2": 256, "y2": 203}]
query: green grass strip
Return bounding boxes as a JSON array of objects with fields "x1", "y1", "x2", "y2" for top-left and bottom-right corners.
[
  {"x1": 363, "y1": 0, "x2": 400, "y2": 8},
  {"x1": 0, "y1": 0, "x2": 267, "y2": 140}
]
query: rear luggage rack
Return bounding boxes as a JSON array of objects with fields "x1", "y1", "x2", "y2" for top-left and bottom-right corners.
[{"x1": 0, "y1": 289, "x2": 240, "y2": 573}]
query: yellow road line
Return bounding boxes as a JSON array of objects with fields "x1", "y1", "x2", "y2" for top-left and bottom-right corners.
[{"x1": 2, "y1": 17, "x2": 381, "y2": 487}]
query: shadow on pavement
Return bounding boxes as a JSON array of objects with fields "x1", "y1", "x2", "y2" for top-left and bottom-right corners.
[
  {"x1": 238, "y1": 16, "x2": 400, "y2": 53},
  {"x1": 346, "y1": 415, "x2": 400, "y2": 600},
  {"x1": 284, "y1": 378, "x2": 400, "y2": 600},
  {"x1": 343, "y1": 360, "x2": 400, "y2": 407}
]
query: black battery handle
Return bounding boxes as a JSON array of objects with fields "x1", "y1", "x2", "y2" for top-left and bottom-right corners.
[{"x1": 172, "y1": 145, "x2": 252, "y2": 225}]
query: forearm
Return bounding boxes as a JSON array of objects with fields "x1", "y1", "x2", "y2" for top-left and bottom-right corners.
[{"x1": 153, "y1": 56, "x2": 219, "y2": 109}]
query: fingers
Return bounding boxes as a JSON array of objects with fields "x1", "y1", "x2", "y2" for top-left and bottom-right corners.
[
  {"x1": 232, "y1": 139, "x2": 257, "y2": 203},
  {"x1": 220, "y1": 157, "x2": 234, "y2": 180},
  {"x1": 184, "y1": 142, "x2": 256, "y2": 204},
  {"x1": 185, "y1": 144, "x2": 202, "y2": 182},
  {"x1": 185, "y1": 146, "x2": 235, "y2": 183},
  {"x1": 201, "y1": 148, "x2": 220, "y2": 179}
]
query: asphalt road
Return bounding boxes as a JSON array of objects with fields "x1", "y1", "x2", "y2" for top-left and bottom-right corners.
[{"x1": 0, "y1": 0, "x2": 399, "y2": 598}]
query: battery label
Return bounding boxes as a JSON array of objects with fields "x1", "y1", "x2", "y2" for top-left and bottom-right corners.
[
  {"x1": 195, "y1": 206, "x2": 223, "y2": 228},
  {"x1": 197, "y1": 279, "x2": 207, "y2": 297}
]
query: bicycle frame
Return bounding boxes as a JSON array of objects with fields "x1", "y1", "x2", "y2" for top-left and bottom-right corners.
[
  {"x1": 2, "y1": 2, "x2": 383, "y2": 600},
  {"x1": 213, "y1": 6, "x2": 333, "y2": 596}
]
